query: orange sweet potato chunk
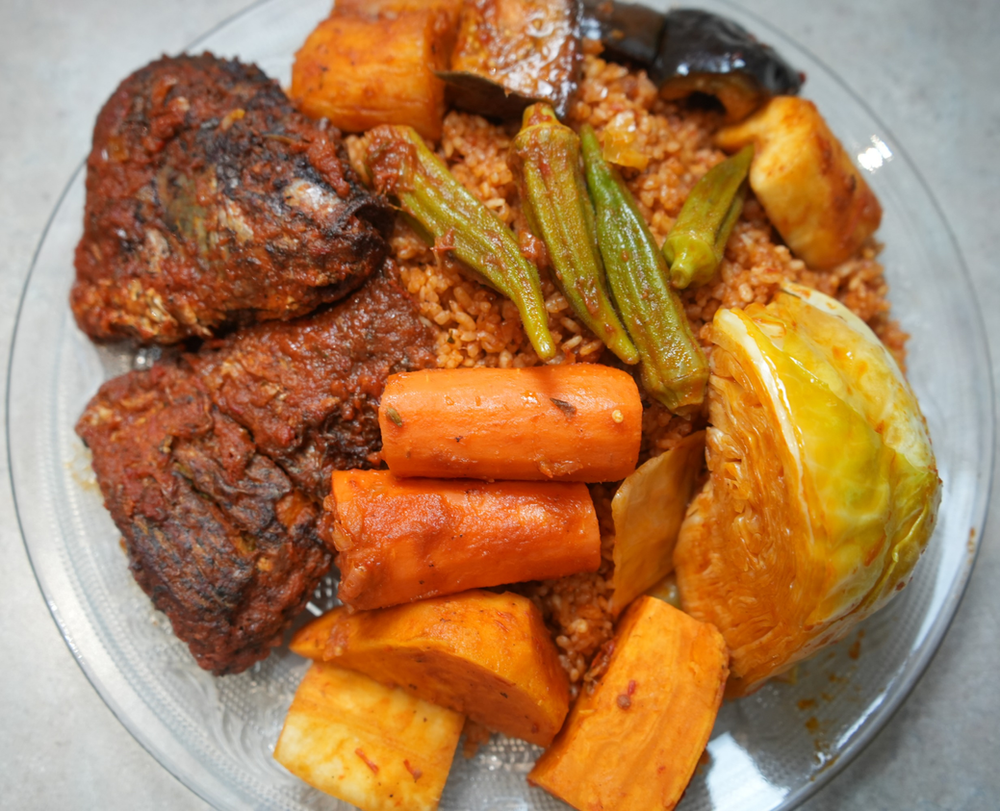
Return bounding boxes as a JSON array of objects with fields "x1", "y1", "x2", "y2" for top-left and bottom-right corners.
[
  {"x1": 288, "y1": 609, "x2": 337, "y2": 661},
  {"x1": 290, "y1": 9, "x2": 451, "y2": 141},
  {"x1": 529, "y1": 597, "x2": 729, "y2": 810},
  {"x1": 290, "y1": 590, "x2": 571, "y2": 746}
]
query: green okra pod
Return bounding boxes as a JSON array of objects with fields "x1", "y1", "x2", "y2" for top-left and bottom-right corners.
[
  {"x1": 364, "y1": 124, "x2": 557, "y2": 361},
  {"x1": 509, "y1": 104, "x2": 639, "y2": 365},
  {"x1": 579, "y1": 124, "x2": 708, "y2": 414},
  {"x1": 664, "y1": 144, "x2": 754, "y2": 289}
]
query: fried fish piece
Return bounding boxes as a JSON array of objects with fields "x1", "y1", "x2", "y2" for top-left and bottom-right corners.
[
  {"x1": 188, "y1": 264, "x2": 437, "y2": 501},
  {"x1": 71, "y1": 53, "x2": 393, "y2": 344},
  {"x1": 76, "y1": 360, "x2": 331, "y2": 675}
]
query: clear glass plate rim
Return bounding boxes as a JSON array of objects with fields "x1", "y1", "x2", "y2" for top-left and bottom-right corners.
[
  {"x1": 708, "y1": 0, "x2": 998, "y2": 802},
  {"x1": 5, "y1": 1, "x2": 995, "y2": 808}
]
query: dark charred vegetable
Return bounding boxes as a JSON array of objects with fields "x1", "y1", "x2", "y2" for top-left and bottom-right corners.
[
  {"x1": 655, "y1": 9, "x2": 802, "y2": 122},
  {"x1": 510, "y1": 104, "x2": 639, "y2": 364},
  {"x1": 440, "y1": 0, "x2": 583, "y2": 120},
  {"x1": 579, "y1": 125, "x2": 708, "y2": 413},
  {"x1": 664, "y1": 144, "x2": 753, "y2": 289},
  {"x1": 435, "y1": 72, "x2": 544, "y2": 122},
  {"x1": 364, "y1": 125, "x2": 557, "y2": 361},
  {"x1": 579, "y1": 0, "x2": 664, "y2": 67},
  {"x1": 581, "y1": 2, "x2": 802, "y2": 123}
]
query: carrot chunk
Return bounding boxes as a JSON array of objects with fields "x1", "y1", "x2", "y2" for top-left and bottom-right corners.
[
  {"x1": 326, "y1": 470, "x2": 601, "y2": 610},
  {"x1": 529, "y1": 597, "x2": 729, "y2": 811},
  {"x1": 291, "y1": 590, "x2": 570, "y2": 746},
  {"x1": 378, "y1": 366, "x2": 642, "y2": 482}
]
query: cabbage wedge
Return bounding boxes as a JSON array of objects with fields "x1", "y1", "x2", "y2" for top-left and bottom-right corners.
[{"x1": 674, "y1": 283, "x2": 940, "y2": 696}]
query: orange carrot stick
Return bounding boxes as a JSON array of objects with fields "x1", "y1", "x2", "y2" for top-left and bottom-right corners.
[
  {"x1": 378, "y1": 365, "x2": 642, "y2": 482},
  {"x1": 326, "y1": 470, "x2": 601, "y2": 610}
]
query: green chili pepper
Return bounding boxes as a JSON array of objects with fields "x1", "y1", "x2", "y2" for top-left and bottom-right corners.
[
  {"x1": 364, "y1": 125, "x2": 556, "y2": 361},
  {"x1": 510, "y1": 104, "x2": 639, "y2": 365},
  {"x1": 580, "y1": 125, "x2": 708, "y2": 413},
  {"x1": 664, "y1": 144, "x2": 754, "y2": 289}
]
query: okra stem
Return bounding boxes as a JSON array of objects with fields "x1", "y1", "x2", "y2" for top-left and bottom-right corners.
[
  {"x1": 580, "y1": 125, "x2": 708, "y2": 413},
  {"x1": 510, "y1": 104, "x2": 639, "y2": 365},
  {"x1": 664, "y1": 144, "x2": 754, "y2": 289},
  {"x1": 365, "y1": 125, "x2": 556, "y2": 361}
]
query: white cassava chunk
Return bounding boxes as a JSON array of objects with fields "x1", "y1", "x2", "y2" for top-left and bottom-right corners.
[{"x1": 274, "y1": 662, "x2": 463, "y2": 811}]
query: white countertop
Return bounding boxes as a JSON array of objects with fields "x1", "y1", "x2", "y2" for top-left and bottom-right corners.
[{"x1": 1, "y1": 1, "x2": 997, "y2": 808}]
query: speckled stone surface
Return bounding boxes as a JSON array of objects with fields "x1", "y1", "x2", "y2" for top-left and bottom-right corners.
[{"x1": 1, "y1": 1, "x2": 997, "y2": 809}]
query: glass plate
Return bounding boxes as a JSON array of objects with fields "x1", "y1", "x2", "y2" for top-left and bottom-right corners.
[{"x1": 7, "y1": 0, "x2": 993, "y2": 809}]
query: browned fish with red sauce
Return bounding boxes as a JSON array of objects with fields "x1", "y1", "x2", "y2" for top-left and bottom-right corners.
[
  {"x1": 76, "y1": 359, "x2": 330, "y2": 675},
  {"x1": 75, "y1": 266, "x2": 437, "y2": 674},
  {"x1": 189, "y1": 263, "x2": 438, "y2": 501},
  {"x1": 71, "y1": 53, "x2": 393, "y2": 344}
]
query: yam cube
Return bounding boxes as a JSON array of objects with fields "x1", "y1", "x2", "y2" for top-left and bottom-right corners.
[
  {"x1": 290, "y1": 590, "x2": 571, "y2": 746},
  {"x1": 274, "y1": 662, "x2": 463, "y2": 811},
  {"x1": 337, "y1": 0, "x2": 464, "y2": 29},
  {"x1": 529, "y1": 597, "x2": 729, "y2": 811},
  {"x1": 290, "y1": 10, "x2": 450, "y2": 141},
  {"x1": 335, "y1": 0, "x2": 463, "y2": 63}
]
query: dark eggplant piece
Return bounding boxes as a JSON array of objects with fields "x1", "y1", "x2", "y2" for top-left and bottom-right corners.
[
  {"x1": 436, "y1": 71, "x2": 547, "y2": 121},
  {"x1": 581, "y1": 2, "x2": 802, "y2": 122},
  {"x1": 439, "y1": 0, "x2": 583, "y2": 120},
  {"x1": 654, "y1": 9, "x2": 802, "y2": 121},
  {"x1": 580, "y1": 0, "x2": 666, "y2": 67}
]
